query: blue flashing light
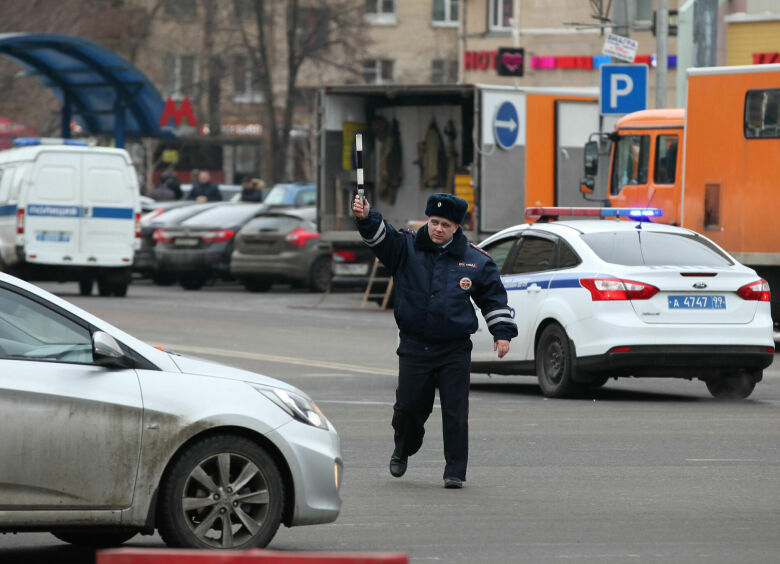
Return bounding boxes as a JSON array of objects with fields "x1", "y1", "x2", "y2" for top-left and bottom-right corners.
[
  {"x1": 12, "y1": 137, "x2": 88, "y2": 147},
  {"x1": 601, "y1": 208, "x2": 663, "y2": 218}
]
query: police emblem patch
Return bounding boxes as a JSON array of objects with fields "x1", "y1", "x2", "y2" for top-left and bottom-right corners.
[{"x1": 459, "y1": 277, "x2": 472, "y2": 290}]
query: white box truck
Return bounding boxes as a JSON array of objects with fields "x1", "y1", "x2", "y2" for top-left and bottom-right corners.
[{"x1": 315, "y1": 84, "x2": 601, "y2": 288}]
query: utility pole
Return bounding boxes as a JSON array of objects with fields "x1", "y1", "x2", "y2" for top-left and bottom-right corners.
[
  {"x1": 612, "y1": 0, "x2": 631, "y2": 38},
  {"x1": 656, "y1": 0, "x2": 668, "y2": 108},
  {"x1": 694, "y1": 0, "x2": 718, "y2": 67}
]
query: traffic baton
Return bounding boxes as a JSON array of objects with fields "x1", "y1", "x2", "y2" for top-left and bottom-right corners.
[{"x1": 355, "y1": 133, "x2": 364, "y2": 211}]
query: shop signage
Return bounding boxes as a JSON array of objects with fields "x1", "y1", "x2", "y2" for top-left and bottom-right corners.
[
  {"x1": 159, "y1": 96, "x2": 197, "y2": 127},
  {"x1": 602, "y1": 33, "x2": 638, "y2": 63},
  {"x1": 464, "y1": 51, "x2": 676, "y2": 71},
  {"x1": 753, "y1": 52, "x2": 780, "y2": 64},
  {"x1": 199, "y1": 122, "x2": 263, "y2": 136},
  {"x1": 497, "y1": 48, "x2": 524, "y2": 77}
]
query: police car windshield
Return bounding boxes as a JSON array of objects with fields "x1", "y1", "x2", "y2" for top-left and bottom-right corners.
[
  {"x1": 581, "y1": 231, "x2": 733, "y2": 267},
  {"x1": 181, "y1": 204, "x2": 263, "y2": 226}
]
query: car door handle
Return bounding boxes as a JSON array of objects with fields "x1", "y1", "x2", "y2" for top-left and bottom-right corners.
[{"x1": 528, "y1": 283, "x2": 541, "y2": 293}]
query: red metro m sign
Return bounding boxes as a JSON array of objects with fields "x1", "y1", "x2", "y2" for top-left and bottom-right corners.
[{"x1": 159, "y1": 96, "x2": 197, "y2": 127}]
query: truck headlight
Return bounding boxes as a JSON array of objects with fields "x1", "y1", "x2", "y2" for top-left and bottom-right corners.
[{"x1": 251, "y1": 384, "x2": 329, "y2": 430}]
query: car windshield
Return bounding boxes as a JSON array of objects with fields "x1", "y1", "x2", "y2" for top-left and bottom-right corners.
[
  {"x1": 581, "y1": 230, "x2": 734, "y2": 267},
  {"x1": 181, "y1": 204, "x2": 262, "y2": 226},
  {"x1": 263, "y1": 185, "x2": 291, "y2": 205}
]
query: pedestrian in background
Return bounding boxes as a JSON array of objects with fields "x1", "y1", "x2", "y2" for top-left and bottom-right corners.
[
  {"x1": 150, "y1": 178, "x2": 175, "y2": 201},
  {"x1": 158, "y1": 164, "x2": 182, "y2": 200},
  {"x1": 240, "y1": 178, "x2": 265, "y2": 202},
  {"x1": 353, "y1": 192, "x2": 517, "y2": 489},
  {"x1": 187, "y1": 171, "x2": 222, "y2": 202}
]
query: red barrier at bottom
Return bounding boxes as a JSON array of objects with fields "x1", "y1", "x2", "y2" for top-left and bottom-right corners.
[{"x1": 97, "y1": 547, "x2": 409, "y2": 564}]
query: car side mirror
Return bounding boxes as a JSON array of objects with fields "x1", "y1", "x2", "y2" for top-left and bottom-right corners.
[
  {"x1": 93, "y1": 331, "x2": 132, "y2": 368},
  {"x1": 580, "y1": 176, "x2": 595, "y2": 194},
  {"x1": 584, "y1": 140, "x2": 599, "y2": 177}
]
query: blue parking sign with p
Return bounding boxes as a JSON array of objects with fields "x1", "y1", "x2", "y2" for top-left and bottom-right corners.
[{"x1": 600, "y1": 64, "x2": 648, "y2": 115}]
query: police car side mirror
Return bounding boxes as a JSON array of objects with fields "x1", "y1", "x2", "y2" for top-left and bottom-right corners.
[{"x1": 584, "y1": 141, "x2": 599, "y2": 177}]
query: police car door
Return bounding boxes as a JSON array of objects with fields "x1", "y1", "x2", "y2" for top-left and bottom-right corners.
[
  {"x1": 24, "y1": 150, "x2": 82, "y2": 262},
  {"x1": 494, "y1": 232, "x2": 559, "y2": 360},
  {"x1": 470, "y1": 233, "x2": 521, "y2": 363}
]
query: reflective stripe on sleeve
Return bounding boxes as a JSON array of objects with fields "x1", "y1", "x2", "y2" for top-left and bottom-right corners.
[
  {"x1": 485, "y1": 308, "x2": 511, "y2": 320},
  {"x1": 487, "y1": 315, "x2": 514, "y2": 328},
  {"x1": 364, "y1": 222, "x2": 386, "y2": 247}
]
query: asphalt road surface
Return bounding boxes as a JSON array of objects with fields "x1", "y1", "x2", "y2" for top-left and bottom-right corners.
[{"x1": 2, "y1": 279, "x2": 779, "y2": 564}]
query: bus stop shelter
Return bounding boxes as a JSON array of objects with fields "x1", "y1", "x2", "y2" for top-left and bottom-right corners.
[{"x1": 0, "y1": 33, "x2": 171, "y2": 147}]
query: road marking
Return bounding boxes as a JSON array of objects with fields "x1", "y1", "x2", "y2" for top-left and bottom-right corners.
[
  {"x1": 686, "y1": 459, "x2": 763, "y2": 462},
  {"x1": 158, "y1": 343, "x2": 397, "y2": 376}
]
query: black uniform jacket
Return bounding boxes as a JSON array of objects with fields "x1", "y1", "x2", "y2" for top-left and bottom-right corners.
[{"x1": 356, "y1": 208, "x2": 518, "y2": 345}]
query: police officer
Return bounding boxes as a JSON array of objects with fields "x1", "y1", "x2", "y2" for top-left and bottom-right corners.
[{"x1": 353, "y1": 192, "x2": 517, "y2": 488}]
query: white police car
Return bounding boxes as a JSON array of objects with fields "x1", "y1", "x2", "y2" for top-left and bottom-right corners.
[{"x1": 470, "y1": 207, "x2": 775, "y2": 399}]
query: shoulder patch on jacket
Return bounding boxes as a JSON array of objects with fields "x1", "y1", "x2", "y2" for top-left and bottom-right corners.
[
  {"x1": 401, "y1": 227, "x2": 416, "y2": 237},
  {"x1": 470, "y1": 243, "x2": 491, "y2": 258}
]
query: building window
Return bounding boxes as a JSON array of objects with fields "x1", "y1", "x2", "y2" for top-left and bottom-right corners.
[
  {"x1": 489, "y1": 0, "x2": 513, "y2": 31},
  {"x1": 233, "y1": 55, "x2": 264, "y2": 104},
  {"x1": 744, "y1": 89, "x2": 780, "y2": 139},
  {"x1": 363, "y1": 60, "x2": 395, "y2": 84},
  {"x1": 433, "y1": 0, "x2": 459, "y2": 26},
  {"x1": 297, "y1": 7, "x2": 330, "y2": 52},
  {"x1": 431, "y1": 59, "x2": 457, "y2": 83},
  {"x1": 365, "y1": 0, "x2": 397, "y2": 25},
  {"x1": 163, "y1": 0, "x2": 197, "y2": 18},
  {"x1": 162, "y1": 53, "x2": 197, "y2": 99}
]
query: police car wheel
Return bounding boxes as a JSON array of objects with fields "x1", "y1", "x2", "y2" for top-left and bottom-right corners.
[
  {"x1": 535, "y1": 324, "x2": 583, "y2": 398},
  {"x1": 705, "y1": 372, "x2": 757, "y2": 400}
]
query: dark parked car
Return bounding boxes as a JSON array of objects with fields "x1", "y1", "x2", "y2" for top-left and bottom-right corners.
[
  {"x1": 135, "y1": 202, "x2": 221, "y2": 284},
  {"x1": 230, "y1": 207, "x2": 332, "y2": 293},
  {"x1": 153, "y1": 203, "x2": 269, "y2": 290}
]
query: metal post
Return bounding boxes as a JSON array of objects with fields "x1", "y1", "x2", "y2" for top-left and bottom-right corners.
[
  {"x1": 656, "y1": 0, "x2": 668, "y2": 108},
  {"x1": 61, "y1": 91, "x2": 72, "y2": 139},
  {"x1": 115, "y1": 103, "x2": 125, "y2": 148},
  {"x1": 694, "y1": 0, "x2": 718, "y2": 67}
]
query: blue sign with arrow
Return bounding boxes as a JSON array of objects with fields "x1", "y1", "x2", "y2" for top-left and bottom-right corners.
[{"x1": 494, "y1": 101, "x2": 519, "y2": 150}]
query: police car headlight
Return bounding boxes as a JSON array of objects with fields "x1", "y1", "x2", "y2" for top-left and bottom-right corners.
[{"x1": 251, "y1": 384, "x2": 329, "y2": 430}]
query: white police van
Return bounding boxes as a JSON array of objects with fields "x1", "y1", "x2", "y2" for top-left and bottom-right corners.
[{"x1": 0, "y1": 138, "x2": 140, "y2": 296}]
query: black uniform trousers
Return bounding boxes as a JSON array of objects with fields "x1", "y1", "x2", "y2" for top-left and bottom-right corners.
[{"x1": 392, "y1": 339, "x2": 471, "y2": 481}]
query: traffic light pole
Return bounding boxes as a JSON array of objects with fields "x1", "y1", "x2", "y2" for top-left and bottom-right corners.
[{"x1": 656, "y1": 0, "x2": 668, "y2": 108}]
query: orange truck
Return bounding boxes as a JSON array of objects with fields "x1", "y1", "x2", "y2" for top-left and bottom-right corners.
[{"x1": 580, "y1": 63, "x2": 780, "y2": 327}]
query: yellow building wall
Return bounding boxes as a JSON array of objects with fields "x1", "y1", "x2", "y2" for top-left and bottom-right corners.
[{"x1": 726, "y1": 20, "x2": 780, "y2": 66}]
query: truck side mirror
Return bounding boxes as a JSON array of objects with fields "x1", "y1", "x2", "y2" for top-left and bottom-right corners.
[
  {"x1": 584, "y1": 141, "x2": 599, "y2": 177},
  {"x1": 580, "y1": 176, "x2": 595, "y2": 194}
]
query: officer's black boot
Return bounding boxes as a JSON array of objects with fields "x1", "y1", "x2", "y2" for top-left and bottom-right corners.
[{"x1": 389, "y1": 451, "x2": 408, "y2": 477}]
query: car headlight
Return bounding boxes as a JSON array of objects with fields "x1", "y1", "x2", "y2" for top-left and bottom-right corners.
[{"x1": 251, "y1": 384, "x2": 329, "y2": 430}]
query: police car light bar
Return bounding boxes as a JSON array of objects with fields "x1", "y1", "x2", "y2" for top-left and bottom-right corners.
[
  {"x1": 525, "y1": 207, "x2": 664, "y2": 222},
  {"x1": 12, "y1": 137, "x2": 88, "y2": 147}
]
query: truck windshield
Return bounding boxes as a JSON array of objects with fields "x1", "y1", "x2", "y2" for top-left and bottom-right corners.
[{"x1": 610, "y1": 135, "x2": 650, "y2": 194}]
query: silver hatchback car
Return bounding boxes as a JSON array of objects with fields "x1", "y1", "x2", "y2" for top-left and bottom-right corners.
[{"x1": 0, "y1": 273, "x2": 342, "y2": 549}]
